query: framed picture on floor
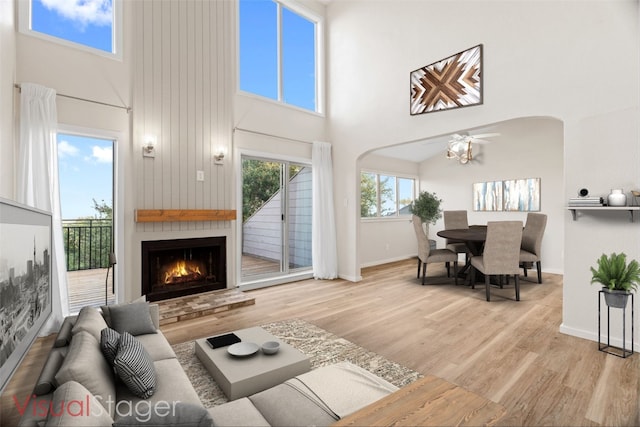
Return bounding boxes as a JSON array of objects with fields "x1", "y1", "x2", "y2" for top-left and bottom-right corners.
[{"x1": 0, "y1": 198, "x2": 52, "y2": 392}]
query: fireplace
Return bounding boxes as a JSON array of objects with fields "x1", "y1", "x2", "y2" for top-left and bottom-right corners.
[{"x1": 141, "y1": 237, "x2": 226, "y2": 301}]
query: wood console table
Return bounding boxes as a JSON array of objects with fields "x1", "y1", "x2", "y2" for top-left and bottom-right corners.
[{"x1": 333, "y1": 375, "x2": 505, "y2": 426}]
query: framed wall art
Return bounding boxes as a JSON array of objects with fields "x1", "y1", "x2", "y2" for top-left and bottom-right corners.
[
  {"x1": 0, "y1": 198, "x2": 52, "y2": 392},
  {"x1": 473, "y1": 178, "x2": 541, "y2": 212},
  {"x1": 410, "y1": 44, "x2": 483, "y2": 115},
  {"x1": 473, "y1": 180, "x2": 503, "y2": 212}
]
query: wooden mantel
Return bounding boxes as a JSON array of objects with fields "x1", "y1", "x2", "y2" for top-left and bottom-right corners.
[{"x1": 135, "y1": 209, "x2": 237, "y2": 223}]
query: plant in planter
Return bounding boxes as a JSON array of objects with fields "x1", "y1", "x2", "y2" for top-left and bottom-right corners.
[
  {"x1": 409, "y1": 191, "x2": 443, "y2": 225},
  {"x1": 590, "y1": 252, "x2": 640, "y2": 308}
]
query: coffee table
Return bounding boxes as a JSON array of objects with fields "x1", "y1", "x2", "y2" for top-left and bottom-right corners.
[{"x1": 194, "y1": 326, "x2": 310, "y2": 400}]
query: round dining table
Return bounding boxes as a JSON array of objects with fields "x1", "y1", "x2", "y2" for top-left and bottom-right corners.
[
  {"x1": 436, "y1": 226, "x2": 487, "y2": 256},
  {"x1": 436, "y1": 226, "x2": 488, "y2": 284}
]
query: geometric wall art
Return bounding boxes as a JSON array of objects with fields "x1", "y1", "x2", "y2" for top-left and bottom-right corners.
[
  {"x1": 410, "y1": 44, "x2": 483, "y2": 115},
  {"x1": 473, "y1": 178, "x2": 541, "y2": 212}
]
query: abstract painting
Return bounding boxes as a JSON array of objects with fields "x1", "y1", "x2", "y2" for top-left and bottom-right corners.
[
  {"x1": 473, "y1": 178, "x2": 541, "y2": 212},
  {"x1": 0, "y1": 198, "x2": 52, "y2": 392},
  {"x1": 410, "y1": 44, "x2": 483, "y2": 115},
  {"x1": 503, "y1": 178, "x2": 541, "y2": 212},
  {"x1": 473, "y1": 181, "x2": 503, "y2": 211}
]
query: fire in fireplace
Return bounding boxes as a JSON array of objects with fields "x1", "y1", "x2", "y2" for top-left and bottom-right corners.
[{"x1": 141, "y1": 237, "x2": 226, "y2": 301}]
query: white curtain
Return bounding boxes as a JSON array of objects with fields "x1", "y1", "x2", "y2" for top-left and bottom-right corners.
[
  {"x1": 17, "y1": 83, "x2": 69, "y2": 335},
  {"x1": 312, "y1": 141, "x2": 338, "y2": 279}
]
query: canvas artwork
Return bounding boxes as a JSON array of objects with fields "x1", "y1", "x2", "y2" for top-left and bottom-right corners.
[
  {"x1": 473, "y1": 181, "x2": 503, "y2": 211},
  {"x1": 410, "y1": 44, "x2": 483, "y2": 115},
  {"x1": 0, "y1": 199, "x2": 52, "y2": 392},
  {"x1": 503, "y1": 178, "x2": 541, "y2": 212},
  {"x1": 473, "y1": 178, "x2": 541, "y2": 212}
]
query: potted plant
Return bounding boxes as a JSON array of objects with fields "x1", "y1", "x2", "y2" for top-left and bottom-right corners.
[
  {"x1": 410, "y1": 191, "x2": 442, "y2": 225},
  {"x1": 590, "y1": 252, "x2": 640, "y2": 308},
  {"x1": 410, "y1": 191, "x2": 442, "y2": 249}
]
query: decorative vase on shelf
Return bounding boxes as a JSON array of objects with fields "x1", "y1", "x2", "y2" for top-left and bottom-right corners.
[{"x1": 607, "y1": 189, "x2": 627, "y2": 207}]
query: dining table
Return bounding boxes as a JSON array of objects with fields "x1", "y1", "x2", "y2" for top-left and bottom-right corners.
[{"x1": 436, "y1": 225, "x2": 488, "y2": 283}]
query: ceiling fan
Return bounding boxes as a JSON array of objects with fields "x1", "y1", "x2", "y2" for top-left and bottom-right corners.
[{"x1": 446, "y1": 133, "x2": 500, "y2": 164}]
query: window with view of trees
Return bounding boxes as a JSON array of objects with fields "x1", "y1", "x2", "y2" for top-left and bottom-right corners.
[
  {"x1": 239, "y1": 0, "x2": 321, "y2": 112},
  {"x1": 361, "y1": 172, "x2": 416, "y2": 218}
]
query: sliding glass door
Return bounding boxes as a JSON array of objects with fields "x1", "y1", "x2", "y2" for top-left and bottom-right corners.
[{"x1": 241, "y1": 156, "x2": 312, "y2": 282}]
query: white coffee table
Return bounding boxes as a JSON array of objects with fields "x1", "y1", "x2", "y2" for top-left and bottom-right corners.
[{"x1": 194, "y1": 326, "x2": 311, "y2": 400}]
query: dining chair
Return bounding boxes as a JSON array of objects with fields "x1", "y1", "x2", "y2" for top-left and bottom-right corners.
[
  {"x1": 443, "y1": 210, "x2": 469, "y2": 277},
  {"x1": 519, "y1": 213, "x2": 547, "y2": 284},
  {"x1": 469, "y1": 221, "x2": 523, "y2": 301},
  {"x1": 412, "y1": 215, "x2": 458, "y2": 285}
]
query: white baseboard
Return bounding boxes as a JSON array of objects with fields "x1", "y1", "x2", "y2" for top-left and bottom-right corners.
[{"x1": 560, "y1": 323, "x2": 634, "y2": 350}]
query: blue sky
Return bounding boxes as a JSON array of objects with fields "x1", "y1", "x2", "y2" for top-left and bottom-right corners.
[
  {"x1": 31, "y1": 0, "x2": 113, "y2": 52},
  {"x1": 57, "y1": 134, "x2": 113, "y2": 219}
]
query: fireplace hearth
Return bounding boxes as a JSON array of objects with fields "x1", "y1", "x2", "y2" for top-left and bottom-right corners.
[{"x1": 142, "y1": 237, "x2": 226, "y2": 301}]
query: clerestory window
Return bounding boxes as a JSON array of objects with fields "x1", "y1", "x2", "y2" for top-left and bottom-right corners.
[
  {"x1": 19, "y1": 0, "x2": 122, "y2": 60},
  {"x1": 239, "y1": 0, "x2": 323, "y2": 113}
]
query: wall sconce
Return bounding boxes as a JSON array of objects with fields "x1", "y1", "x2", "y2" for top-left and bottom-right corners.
[
  {"x1": 143, "y1": 135, "x2": 156, "y2": 158},
  {"x1": 213, "y1": 148, "x2": 225, "y2": 165}
]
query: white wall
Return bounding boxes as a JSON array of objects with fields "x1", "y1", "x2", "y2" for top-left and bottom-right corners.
[
  {"x1": 0, "y1": 0, "x2": 15, "y2": 199},
  {"x1": 327, "y1": 0, "x2": 639, "y2": 344}
]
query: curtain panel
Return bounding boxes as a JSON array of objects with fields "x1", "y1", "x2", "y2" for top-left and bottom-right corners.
[
  {"x1": 17, "y1": 83, "x2": 69, "y2": 335},
  {"x1": 312, "y1": 141, "x2": 338, "y2": 279}
]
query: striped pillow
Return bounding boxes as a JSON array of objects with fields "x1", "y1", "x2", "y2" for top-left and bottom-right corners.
[
  {"x1": 113, "y1": 332, "x2": 157, "y2": 399},
  {"x1": 100, "y1": 327, "x2": 121, "y2": 366}
]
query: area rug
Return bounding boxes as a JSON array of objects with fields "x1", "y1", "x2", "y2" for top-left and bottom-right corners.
[{"x1": 172, "y1": 318, "x2": 422, "y2": 408}]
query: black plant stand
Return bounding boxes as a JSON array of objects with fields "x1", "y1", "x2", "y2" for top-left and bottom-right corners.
[{"x1": 598, "y1": 290, "x2": 634, "y2": 358}]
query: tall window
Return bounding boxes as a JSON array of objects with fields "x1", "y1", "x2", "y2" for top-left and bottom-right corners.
[
  {"x1": 239, "y1": 0, "x2": 321, "y2": 112},
  {"x1": 19, "y1": 0, "x2": 122, "y2": 59},
  {"x1": 361, "y1": 172, "x2": 416, "y2": 218}
]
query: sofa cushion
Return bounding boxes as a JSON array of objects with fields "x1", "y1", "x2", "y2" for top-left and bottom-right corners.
[
  {"x1": 54, "y1": 331, "x2": 116, "y2": 418},
  {"x1": 71, "y1": 306, "x2": 108, "y2": 342},
  {"x1": 249, "y1": 382, "x2": 338, "y2": 426},
  {"x1": 113, "y1": 332, "x2": 157, "y2": 399},
  {"x1": 100, "y1": 327, "x2": 121, "y2": 366},
  {"x1": 53, "y1": 316, "x2": 76, "y2": 348},
  {"x1": 113, "y1": 402, "x2": 213, "y2": 426},
  {"x1": 109, "y1": 302, "x2": 157, "y2": 336},
  {"x1": 134, "y1": 331, "x2": 176, "y2": 361},
  {"x1": 114, "y1": 358, "x2": 202, "y2": 418},
  {"x1": 33, "y1": 348, "x2": 66, "y2": 396},
  {"x1": 44, "y1": 381, "x2": 114, "y2": 427},
  {"x1": 207, "y1": 398, "x2": 270, "y2": 427}
]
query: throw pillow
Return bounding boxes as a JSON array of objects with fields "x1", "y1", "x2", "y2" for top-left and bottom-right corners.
[
  {"x1": 113, "y1": 332, "x2": 157, "y2": 399},
  {"x1": 109, "y1": 301, "x2": 157, "y2": 336},
  {"x1": 100, "y1": 327, "x2": 121, "y2": 366},
  {"x1": 71, "y1": 306, "x2": 109, "y2": 342},
  {"x1": 54, "y1": 331, "x2": 116, "y2": 418},
  {"x1": 44, "y1": 381, "x2": 115, "y2": 427},
  {"x1": 112, "y1": 402, "x2": 213, "y2": 427},
  {"x1": 101, "y1": 295, "x2": 146, "y2": 327}
]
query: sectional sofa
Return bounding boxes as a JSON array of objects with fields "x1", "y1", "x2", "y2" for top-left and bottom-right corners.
[{"x1": 17, "y1": 300, "x2": 398, "y2": 426}]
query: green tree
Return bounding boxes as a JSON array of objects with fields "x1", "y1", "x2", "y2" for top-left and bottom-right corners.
[{"x1": 91, "y1": 198, "x2": 113, "y2": 219}]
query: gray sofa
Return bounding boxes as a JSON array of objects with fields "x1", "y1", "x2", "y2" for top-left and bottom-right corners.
[{"x1": 18, "y1": 301, "x2": 398, "y2": 426}]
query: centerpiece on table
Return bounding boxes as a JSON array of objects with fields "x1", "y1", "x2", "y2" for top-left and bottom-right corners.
[{"x1": 590, "y1": 252, "x2": 640, "y2": 308}]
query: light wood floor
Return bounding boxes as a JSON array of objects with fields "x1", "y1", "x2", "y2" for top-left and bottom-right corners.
[{"x1": 2, "y1": 259, "x2": 639, "y2": 426}]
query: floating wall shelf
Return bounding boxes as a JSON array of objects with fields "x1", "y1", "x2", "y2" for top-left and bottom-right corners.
[{"x1": 567, "y1": 206, "x2": 640, "y2": 222}]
